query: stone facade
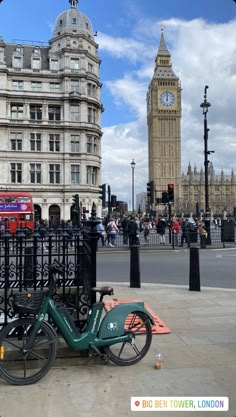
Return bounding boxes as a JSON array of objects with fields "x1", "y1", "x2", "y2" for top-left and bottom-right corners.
[{"x1": 0, "y1": 0, "x2": 103, "y2": 222}]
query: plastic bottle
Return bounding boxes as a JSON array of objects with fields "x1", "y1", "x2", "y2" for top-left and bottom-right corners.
[{"x1": 154, "y1": 352, "x2": 162, "y2": 369}]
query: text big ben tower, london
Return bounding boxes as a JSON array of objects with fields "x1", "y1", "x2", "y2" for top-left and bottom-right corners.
[{"x1": 147, "y1": 29, "x2": 181, "y2": 210}]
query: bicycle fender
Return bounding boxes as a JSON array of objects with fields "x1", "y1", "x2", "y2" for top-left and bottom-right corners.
[
  {"x1": 42, "y1": 320, "x2": 58, "y2": 340},
  {"x1": 98, "y1": 302, "x2": 154, "y2": 339}
]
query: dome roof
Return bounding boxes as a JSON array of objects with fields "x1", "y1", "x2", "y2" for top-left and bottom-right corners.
[{"x1": 53, "y1": 1, "x2": 94, "y2": 38}]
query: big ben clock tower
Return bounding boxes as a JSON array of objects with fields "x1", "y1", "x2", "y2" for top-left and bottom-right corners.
[{"x1": 147, "y1": 28, "x2": 181, "y2": 210}]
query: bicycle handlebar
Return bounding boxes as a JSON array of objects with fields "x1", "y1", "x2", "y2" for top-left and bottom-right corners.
[{"x1": 48, "y1": 260, "x2": 64, "y2": 296}]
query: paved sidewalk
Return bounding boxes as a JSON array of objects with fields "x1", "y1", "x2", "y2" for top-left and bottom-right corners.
[{"x1": 0, "y1": 283, "x2": 236, "y2": 417}]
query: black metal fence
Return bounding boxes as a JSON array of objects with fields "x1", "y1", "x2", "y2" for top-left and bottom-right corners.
[
  {"x1": 0, "y1": 212, "x2": 99, "y2": 329},
  {"x1": 97, "y1": 223, "x2": 236, "y2": 249}
]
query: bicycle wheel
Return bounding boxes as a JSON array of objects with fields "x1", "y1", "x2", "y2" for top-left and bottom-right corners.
[
  {"x1": 104, "y1": 311, "x2": 152, "y2": 366},
  {"x1": 0, "y1": 318, "x2": 57, "y2": 385}
]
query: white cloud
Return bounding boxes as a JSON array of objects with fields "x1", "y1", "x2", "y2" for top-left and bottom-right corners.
[{"x1": 99, "y1": 17, "x2": 236, "y2": 204}]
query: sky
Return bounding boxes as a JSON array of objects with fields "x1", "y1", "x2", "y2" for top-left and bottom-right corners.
[{"x1": 0, "y1": 0, "x2": 236, "y2": 208}]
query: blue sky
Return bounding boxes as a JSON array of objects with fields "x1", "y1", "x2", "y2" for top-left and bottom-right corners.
[{"x1": 0, "y1": 0, "x2": 236, "y2": 207}]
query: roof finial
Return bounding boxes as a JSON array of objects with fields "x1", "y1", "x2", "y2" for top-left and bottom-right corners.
[
  {"x1": 69, "y1": 0, "x2": 78, "y2": 8},
  {"x1": 160, "y1": 23, "x2": 164, "y2": 33}
]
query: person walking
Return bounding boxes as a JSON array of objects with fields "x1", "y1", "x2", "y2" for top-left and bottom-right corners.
[
  {"x1": 97, "y1": 219, "x2": 106, "y2": 247},
  {"x1": 198, "y1": 222, "x2": 207, "y2": 248},
  {"x1": 171, "y1": 217, "x2": 180, "y2": 247},
  {"x1": 143, "y1": 223, "x2": 151, "y2": 244},
  {"x1": 127, "y1": 216, "x2": 138, "y2": 247},
  {"x1": 121, "y1": 216, "x2": 129, "y2": 245},
  {"x1": 106, "y1": 218, "x2": 119, "y2": 247},
  {"x1": 179, "y1": 217, "x2": 189, "y2": 247},
  {"x1": 156, "y1": 216, "x2": 166, "y2": 245}
]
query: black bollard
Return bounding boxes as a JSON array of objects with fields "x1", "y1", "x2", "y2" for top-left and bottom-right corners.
[
  {"x1": 189, "y1": 247, "x2": 200, "y2": 291},
  {"x1": 130, "y1": 245, "x2": 141, "y2": 288}
]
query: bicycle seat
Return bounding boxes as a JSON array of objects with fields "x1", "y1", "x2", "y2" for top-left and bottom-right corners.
[{"x1": 92, "y1": 286, "x2": 114, "y2": 296}]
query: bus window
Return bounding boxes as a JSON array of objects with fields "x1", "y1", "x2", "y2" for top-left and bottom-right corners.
[
  {"x1": 4, "y1": 197, "x2": 17, "y2": 203},
  {"x1": 25, "y1": 214, "x2": 33, "y2": 220},
  {"x1": 18, "y1": 197, "x2": 31, "y2": 203},
  {"x1": 19, "y1": 214, "x2": 25, "y2": 221}
]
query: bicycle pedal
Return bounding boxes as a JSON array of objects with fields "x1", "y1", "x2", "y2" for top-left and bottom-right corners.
[{"x1": 101, "y1": 354, "x2": 109, "y2": 364}]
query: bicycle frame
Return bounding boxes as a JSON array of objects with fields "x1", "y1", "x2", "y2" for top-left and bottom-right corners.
[{"x1": 32, "y1": 295, "x2": 154, "y2": 351}]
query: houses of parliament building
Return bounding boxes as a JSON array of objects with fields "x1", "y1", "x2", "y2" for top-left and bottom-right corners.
[{"x1": 147, "y1": 29, "x2": 236, "y2": 217}]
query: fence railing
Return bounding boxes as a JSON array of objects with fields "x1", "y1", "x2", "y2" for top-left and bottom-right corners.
[
  {"x1": 0, "y1": 215, "x2": 99, "y2": 329},
  {"x1": 97, "y1": 226, "x2": 236, "y2": 249}
]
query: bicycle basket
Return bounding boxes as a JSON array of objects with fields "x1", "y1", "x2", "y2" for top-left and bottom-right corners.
[{"x1": 13, "y1": 291, "x2": 46, "y2": 315}]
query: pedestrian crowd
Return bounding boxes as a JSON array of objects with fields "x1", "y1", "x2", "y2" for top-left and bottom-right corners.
[{"x1": 95, "y1": 215, "x2": 208, "y2": 248}]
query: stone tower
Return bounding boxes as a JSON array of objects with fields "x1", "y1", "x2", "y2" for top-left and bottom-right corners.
[{"x1": 147, "y1": 29, "x2": 181, "y2": 210}]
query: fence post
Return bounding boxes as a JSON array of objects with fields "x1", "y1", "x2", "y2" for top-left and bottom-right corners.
[
  {"x1": 24, "y1": 246, "x2": 35, "y2": 288},
  {"x1": 189, "y1": 247, "x2": 200, "y2": 291},
  {"x1": 130, "y1": 244, "x2": 141, "y2": 288},
  {"x1": 82, "y1": 202, "x2": 99, "y2": 304}
]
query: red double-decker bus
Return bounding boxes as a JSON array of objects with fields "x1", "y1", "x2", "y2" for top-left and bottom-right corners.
[{"x1": 0, "y1": 192, "x2": 34, "y2": 235}]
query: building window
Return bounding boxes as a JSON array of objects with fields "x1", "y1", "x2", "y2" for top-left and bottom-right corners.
[
  {"x1": 48, "y1": 106, "x2": 61, "y2": 121},
  {"x1": 11, "y1": 104, "x2": 23, "y2": 119},
  {"x1": 86, "y1": 166, "x2": 98, "y2": 185},
  {"x1": 10, "y1": 132, "x2": 22, "y2": 151},
  {"x1": 50, "y1": 59, "x2": 59, "y2": 71},
  {"x1": 72, "y1": 18, "x2": 77, "y2": 24},
  {"x1": 30, "y1": 133, "x2": 41, "y2": 151},
  {"x1": 30, "y1": 163, "x2": 41, "y2": 184},
  {"x1": 71, "y1": 135, "x2": 80, "y2": 152},
  {"x1": 33, "y1": 48, "x2": 40, "y2": 55},
  {"x1": 16, "y1": 45, "x2": 23, "y2": 54},
  {"x1": 49, "y1": 164, "x2": 60, "y2": 184},
  {"x1": 70, "y1": 58, "x2": 79, "y2": 70},
  {"x1": 31, "y1": 81, "x2": 42, "y2": 91},
  {"x1": 88, "y1": 106, "x2": 97, "y2": 124},
  {"x1": 12, "y1": 80, "x2": 24, "y2": 91},
  {"x1": 71, "y1": 165, "x2": 80, "y2": 184},
  {"x1": 87, "y1": 83, "x2": 96, "y2": 97},
  {"x1": 49, "y1": 82, "x2": 60, "y2": 92},
  {"x1": 71, "y1": 80, "x2": 80, "y2": 92},
  {"x1": 71, "y1": 105, "x2": 80, "y2": 122},
  {"x1": 13, "y1": 56, "x2": 22, "y2": 68},
  {"x1": 88, "y1": 63, "x2": 93, "y2": 73},
  {"x1": 49, "y1": 134, "x2": 60, "y2": 152},
  {"x1": 30, "y1": 105, "x2": 42, "y2": 120},
  {"x1": 32, "y1": 58, "x2": 41, "y2": 69},
  {"x1": 87, "y1": 135, "x2": 97, "y2": 154},
  {"x1": 10, "y1": 163, "x2": 22, "y2": 183}
]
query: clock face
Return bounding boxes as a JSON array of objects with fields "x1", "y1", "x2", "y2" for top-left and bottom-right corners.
[{"x1": 160, "y1": 91, "x2": 175, "y2": 107}]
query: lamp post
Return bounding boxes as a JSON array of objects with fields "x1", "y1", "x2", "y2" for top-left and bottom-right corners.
[
  {"x1": 200, "y1": 85, "x2": 212, "y2": 244},
  {"x1": 130, "y1": 159, "x2": 136, "y2": 212}
]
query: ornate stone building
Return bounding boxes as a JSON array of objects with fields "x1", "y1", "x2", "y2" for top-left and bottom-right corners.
[
  {"x1": 147, "y1": 29, "x2": 236, "y2": 216},
  {"x1": 0, "y1": 0, "x2": 103, "y2": 221}
]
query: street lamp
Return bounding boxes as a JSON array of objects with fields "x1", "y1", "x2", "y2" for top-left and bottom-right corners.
[
  {"x1": 130, "y1": 159, "x2": 136, "y2": 212},
  {"x1": 200, "y1": 85, "x2": 213, "y2": 244}
]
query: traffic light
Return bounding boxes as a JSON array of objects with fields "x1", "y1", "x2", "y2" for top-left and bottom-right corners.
[
  {"x1": 111, "y1": 194, "x2": 117, "y2": 207},
  {"x1": 161, "y1": 191, "x2": 168, "y2": 204},
  {"x1": 147, "y1": 180, "x2": 155, "y2": 204},
  {"x1": 99, "y1": 184, "x2": 106, "y2": 208},
  {"x1": 72, "y1": 194, "x2": 79, "y2": 212},
  {"x1": 168, "y1": 183, "x2": 174, "y2": 203}
]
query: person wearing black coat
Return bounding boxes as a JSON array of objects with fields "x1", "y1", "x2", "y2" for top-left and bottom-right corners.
[{"x1": 127, "y1": 216, "x2": 138, "y2": 247}]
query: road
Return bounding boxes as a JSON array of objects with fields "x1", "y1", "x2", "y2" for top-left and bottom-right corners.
[{"x1": 97, "y1": 247, "x2": 236, "y2": 289}]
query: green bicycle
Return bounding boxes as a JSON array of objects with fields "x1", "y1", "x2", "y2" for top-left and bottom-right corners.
[{"x1": 0, "y1": 261, "x2": 154, "y2": 385}]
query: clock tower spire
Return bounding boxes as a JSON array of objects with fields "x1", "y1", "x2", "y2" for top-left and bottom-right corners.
[{"x1": 147, "y1": 28, "x2": 182, "y2": 210}]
